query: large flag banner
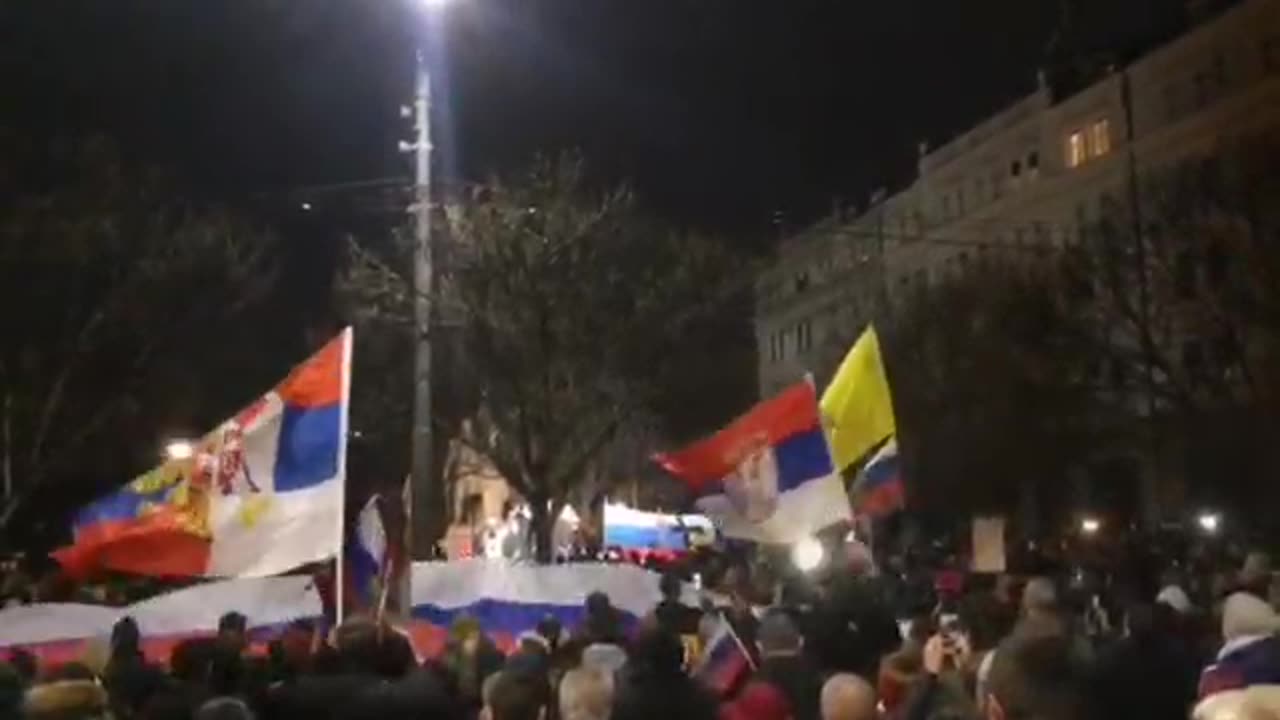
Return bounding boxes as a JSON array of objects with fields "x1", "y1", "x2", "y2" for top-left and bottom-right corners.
[
  {"x1": 820, "y1": 325, "x2": 896, "y2": 472},
  {"x1": 656, "y1": 382, "x2": 851, "y2": 544},
  {"x1": 854, "y1": 437, "x2": 904, "y2": 517},
  {"x1": 54, "y1": 329, "x2": 352, "y2": 578}
]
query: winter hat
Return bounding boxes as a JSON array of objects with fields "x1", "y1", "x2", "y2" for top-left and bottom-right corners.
[
  {"x1": 1157, "y1": 585, "x2": 1193, "y2": 615},
  {"x1": 1224, "y1": 593, "x2": 1280, "y2": 641}
]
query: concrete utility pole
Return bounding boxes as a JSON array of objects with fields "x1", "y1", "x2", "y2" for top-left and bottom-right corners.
[{"x1": 408, "y1": 52, "x2": 436, "y2": 559}]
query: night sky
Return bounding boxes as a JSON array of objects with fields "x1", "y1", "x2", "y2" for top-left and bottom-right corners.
[{"x1": 4, "y1": 0, "x2": 1191, "y2": 234}]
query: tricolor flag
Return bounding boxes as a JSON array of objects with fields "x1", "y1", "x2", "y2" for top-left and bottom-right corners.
[
  {"x1": 347, "y1": 495, "x2": 388, "y2": 612},
  {"x1": 656, "y1": 382, "x2": 851, "y2": 544},
  {"x1": 54, "y1": 329, "x2": 352, "y2": 578},
  {"x1": 855, "y1": 437, "x2": 904, "y2": 517},
  {"x1": 347, "y1": 495, "x2": 389, "y2": 613},
  {"x1": 693, "y1": 615, "x2": 753, "y2": 697}
]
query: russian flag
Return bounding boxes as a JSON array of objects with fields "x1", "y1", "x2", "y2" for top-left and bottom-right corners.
[
  {"x1": 694, "y1": 615, "x2": 753, "y2": 697},
  {"x1": 602, "y1": 503, "x2": 714, "y2": 552},
  {"x1": 54, "y1": 329, "x2": 351, "y2": 578},
  {"x1": 656, "y1": 382, "x2": 851, "y2": 544},
  {"x1": 857, "y1": 437, "x2": 904, "y2": 517}
]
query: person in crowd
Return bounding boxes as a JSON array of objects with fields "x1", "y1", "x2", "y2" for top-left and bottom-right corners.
[
  {"x1": 613, "y1": 628, "x2": 717, "y2": 720},
  {"x1": 195, "y1": 696, "x2": 256, "y2": 720},
  {"x1": 805, "y1": 570, "x2": 900, "y2": 680},
  {"x1": 1088, "y1": 601, "x2": 1200, "y2": 720},
  {"x1": 720, "y1": 681, "x2": 793, "y2": 720},
  {"x1": 559, "y1": 666, "x2": 614, "y2": 720},
  {"x1": 656, "y1": 571, "x2": 701, "y2": 637},
  {"x1": 899, "y1": 626, "x2": 977, "y2": 720},
  {"x1": 217, "y1": 613, "x2": 249, "y2": 656},
  {"x1": 483, "y1": 668, "x2": 550, "y2": 720},
  {"x1": 878, "y1": 613, "x2": 934, "y2": 715},
  {"x1": 753, "y1": 612, "x2": 823, "y2": 720},
  {"x1": 1200, "y1": 592, "x2": 1280, "y2": 698},
  {"x1": 24, "y1": 677, "x2": 113, "y2": 720},
  {"x1": 982, "y1": 628, "x2": 1089, "y2": 720},
  {"x1": 819, "y1": 674, "x2": 876, "y2": 720},
  {"x1": 1193, "y1": 684, "x2": 1280, "y2": 720},
  {"x1": 444, "y1": 616, "x2": 508, "y2": 715},
  {"x1": 578, "y1": 592, "x2": 627, "y2": 648},
  {"x1": 1238, "y1": 553, "x2": 1273, "y2": 601},
  {"x1": 0, "y1": 662, "x2": 23, "y2": 719},
  {"x1": 103, "y1": 616, "x2": 166, "y2": 719}
]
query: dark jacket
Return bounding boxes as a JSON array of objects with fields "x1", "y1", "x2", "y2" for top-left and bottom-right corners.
[
  {"x1": 1089, "y1": 632, "x2": 1199, "y2": 720},
  {"x1": 754, "y1": 654, "x2": 824, "y2": 720},
  {"x1": 613, "y1": 667, "x2": 718, "y2": 720}
]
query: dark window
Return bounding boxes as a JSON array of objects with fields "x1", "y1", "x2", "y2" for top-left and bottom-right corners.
[
  {"x1": 957, "y1": 187, "x2": 966, "y2": 215},
  {"x1": 1175, "y1": 251, "x2": 1196, "y2": 298},
  {"x1": 1182, "y1": 340, "x2": 1205, "y2": 379},
  {"x1": 1110, "y1": 358, "x2": 1128, "y2": 389},
  {"x1": 1264, "y1": 37, "x2": 1280, "y2": 73},
  {"x1": 1163, "y1": 84, "x2": 1180, "y2": 121},
  {"x1": 1028, "y1": 150, "x2": 1040, "y2": 170},
  {"x1": 1011, "y1": 160, "x2": 1022, "y2": 178},
  {"x1": 1193, "y1": 71, "x2": 1210, "y2": 107},
  {"x1": 795, "y1": 271, "x2": 810, "y2": 293},
  {"x1": 1206, "y1": 242, "x2": 1228, "y2": 288}
]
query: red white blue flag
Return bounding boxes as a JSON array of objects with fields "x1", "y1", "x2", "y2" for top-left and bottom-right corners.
[
  {"x1": 54, "y1": 329, "x2": 351, "y2": 578},
  {"x1": 656, "y1": 382, "x2": 851, "y2": 544}
]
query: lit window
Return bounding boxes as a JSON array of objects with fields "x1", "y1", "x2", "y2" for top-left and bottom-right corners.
[
  {"x1": 1066, "y1": 131, "x2": 1087, "y2": 168},
  {"x1": 1089, "y1": 119, "x2": 1111, "y2": 158}
]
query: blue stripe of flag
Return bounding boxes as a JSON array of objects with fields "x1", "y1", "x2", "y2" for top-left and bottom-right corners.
[
  {"x1": 273, "y1": 403, "x2": 341, "y2": 492},
  {"x1": 705, "y1": 426, "x2": 833, "y2": 496}
]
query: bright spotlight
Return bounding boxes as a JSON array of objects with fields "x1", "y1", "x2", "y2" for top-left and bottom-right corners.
[
  {"x1": 791, "y1": 537, "x2": 825, "y2": 572},
  {"x1": 1080, "y1": 517, "x2": 1101, "y2": 536},
  {"x1": 418, "y1": 0, "x2": 457, "y2": 6},
  {"x1": 1197, "y1": 512, "x2": 1222, "y2": 535},
  {"x1": 164, "y1": 440, "x2": 195, "y2": 461}
]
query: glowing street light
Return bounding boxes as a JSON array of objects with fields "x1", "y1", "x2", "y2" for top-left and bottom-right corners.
[
  {"x1": 164, "y1": 440, "x2": 195, "y2": 461},
  {"x1": 1079, "y1": 517, "x2": 1102, "y2": 536},
  {"x1": 1197, "y1": 512, "x2": 1222, "y2": 535},
  {"x1": 791, "y1": 537, "x2": 825, "y2": 572}
]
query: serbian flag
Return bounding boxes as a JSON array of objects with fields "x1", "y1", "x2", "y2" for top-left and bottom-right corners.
[
  {"x1": 694, "y1": 615, "x2": 753, "y2": 697},
  {"x1": 54, "y1": 329, "x2": 352, "y2": 578},
  {"x1": 855, "y1": 437, "x2": 904, "y2": 517},
  {"x1": 656, "y1": 382, "x2": 851, "y2": 544}
]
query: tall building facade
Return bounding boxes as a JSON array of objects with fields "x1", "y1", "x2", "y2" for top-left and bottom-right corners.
[
  {"x1": 755, "y1": 0, "x2": 1280, "y2": 526},
  {"x1": 757, "y1": 0, "x2": 1280, "y2": 398}
]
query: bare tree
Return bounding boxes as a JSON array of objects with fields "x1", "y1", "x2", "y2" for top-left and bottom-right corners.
[
  {"x1": 342, "y1": 154, "x2": 746, "y2": 559},
  {"x1": 0, "y1": 136, "x2": 277, "y2": 536}
]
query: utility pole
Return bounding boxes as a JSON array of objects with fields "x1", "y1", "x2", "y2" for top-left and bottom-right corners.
[{"x1": 408, "y1": 52, "x2": 436, "y2": 559}]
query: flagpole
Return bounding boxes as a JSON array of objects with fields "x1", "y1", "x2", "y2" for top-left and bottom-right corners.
[{"x1": 335, "y1": 327, "x2": 355, "y2": 626}]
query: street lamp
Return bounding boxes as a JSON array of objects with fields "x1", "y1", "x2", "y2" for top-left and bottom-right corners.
[
  {"x1": 1080, "y1": 517, "x2": 1102, "y2": 536},
  {"x1": 1197, "y1": 511, "x2": 1222, "y2": 535},
  {"x1": 407, "y1": 0, "x2": 463, "y2": 559},
  {"x1": 792, "y1": 537, "x2": 825, "y2": 573},
  {"x1": 164, "y1": 440, "x2": 195, "y2": 461}
]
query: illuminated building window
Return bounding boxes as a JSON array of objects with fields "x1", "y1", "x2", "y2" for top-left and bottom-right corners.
[
  {"x1": 1089, "y1": 119, "x2": 1111, "y2": 158},
  {"x1": 1066, "y1": 130, "x2": 1087, "y2": 168}
]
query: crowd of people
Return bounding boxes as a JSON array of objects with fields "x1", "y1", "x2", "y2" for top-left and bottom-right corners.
[{"x1": 6, "y1": 548, "x2": 1280, "y2": 720}]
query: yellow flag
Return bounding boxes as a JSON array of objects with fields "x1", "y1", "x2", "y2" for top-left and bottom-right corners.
[{"x1": 820, "y1": 325, "x2": 896, "y2": 471}]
